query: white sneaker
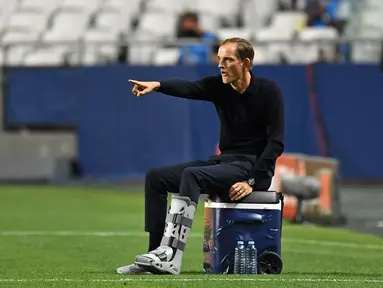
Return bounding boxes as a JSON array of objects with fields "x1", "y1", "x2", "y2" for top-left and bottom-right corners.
[{"x1": 116, "y1": 263, "x2": 151, "y2": 274}]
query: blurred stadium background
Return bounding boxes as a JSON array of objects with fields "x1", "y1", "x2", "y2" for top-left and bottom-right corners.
[{"x1": 0, "y1": 0, "x2": 383, "y2": 285}]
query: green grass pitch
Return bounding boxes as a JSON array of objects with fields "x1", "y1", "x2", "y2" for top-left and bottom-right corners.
[{"x1": 0, "y1": 185, "x2": 382, "y2": 287}]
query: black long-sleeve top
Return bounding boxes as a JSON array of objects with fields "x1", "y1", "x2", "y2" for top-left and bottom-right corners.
[{"x1": 157, "y1": 72, "x2": 285, "y2": 183}]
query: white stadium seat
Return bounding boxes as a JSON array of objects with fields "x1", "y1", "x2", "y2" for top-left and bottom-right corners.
[
  {"x1": 2, "y1": 31, "x2": 41, "y2": 45},
  {"x1": 84, "y1": 29, "x2": 120, "y2": 43},
  {"x1": 23, "y1": 48, "x2": 67, "y2": 66},
  {"x1": 95, "y1": 11, "x2": 133, "y2": 33},
  {"x1": 18, "y1": 0, "x2": 62, "y2": 14},
  {"x1": 136, "y1": 11, "x2": 177, "y2": 39},
  {"x1": 59, "y1": 0, "x2": 104, "y2": 12},
  {"x1": 42, "y1": 11, "x2": 90, "y2": 42},
  {"x1": 7, "y1": 12, "x2": 49, "y2": 33},
  {"x1": 2, "y1": 45, "x2": 32, "y2": 66},
  {"x1": 296, "y1": 27, "x2": 339, "y2": 63},
  {"x1": 102, "y1": 0, "x2": 142, "y2": 14},
  {"x1": 271, "y1": 11, "x2": 307, "y2": 35},
  {"x1": 255, "y1": 27, "x2": 294, "y2": 63},
  {"x1": 217, "y1": 28, "x2": 253, "y2": 41},
  {"x1": 153, "y1": 48, "x2": 180, "y2": 66},
  {"x1": 146, "y1": 0, "x2": 188, "y2": 14}
]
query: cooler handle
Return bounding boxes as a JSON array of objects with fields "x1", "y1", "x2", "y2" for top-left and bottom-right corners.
[
  {"x1": 217, "y1": 213, "x2": 265, "y2": 234},
  {"x1": 233, "y1": 213, "x2": 264, "y2": 223}
]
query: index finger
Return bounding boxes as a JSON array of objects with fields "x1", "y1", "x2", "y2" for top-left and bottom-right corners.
[{"x1": 128, "y1": 79, "x2": 142, "y2": 85}]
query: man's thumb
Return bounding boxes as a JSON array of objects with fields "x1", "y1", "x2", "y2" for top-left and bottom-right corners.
[{"x1": 137, "y1": 88, "x2": 149, "y2": 96}]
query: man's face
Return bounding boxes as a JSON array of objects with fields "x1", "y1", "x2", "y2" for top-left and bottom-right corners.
[
  {"x1": 180, "y1": 17, "x2": 200, "y2": 37},
  {"x1": 217, "y1": 43, "x2": 246, "y2": 84},
  {"x1": 182, "y1": 18, "x2": 197, "y2": 30}
]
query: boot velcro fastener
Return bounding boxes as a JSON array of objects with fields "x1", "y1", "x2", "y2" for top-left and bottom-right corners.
[
  {"x1": 152, "y1": 251, "x2": 168, "y2": 261},
  {"x1": 166, "y1": 213, "x2": 193, "y2": 228},
  {"x1": 160, "y1": 236, "x2": 186, "y2": 251}
]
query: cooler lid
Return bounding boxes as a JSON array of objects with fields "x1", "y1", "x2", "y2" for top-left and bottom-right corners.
[{"x1": 208, "y1": 191, "x2": 282, "y2": 204}]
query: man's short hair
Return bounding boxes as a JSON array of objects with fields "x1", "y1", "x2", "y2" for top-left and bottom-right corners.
[
  {"x1": 220, "y1": 37, "x2": 255, "y2": 65},
  {"x1": 179, "y1": 11, "x2": 199, "y2": 23}
]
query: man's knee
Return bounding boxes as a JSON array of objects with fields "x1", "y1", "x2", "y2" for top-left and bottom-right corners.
[
  {"x1": 181, "y1": 167, "x2": 202, "y2": 182},
  {"x1": 145, "y1": 167, "x2": 166, "y2": 185}
]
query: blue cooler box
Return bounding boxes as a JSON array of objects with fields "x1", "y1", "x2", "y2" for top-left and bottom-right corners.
[{"x1": 203, "y1": 191, "x2": 284, "y2": 274}]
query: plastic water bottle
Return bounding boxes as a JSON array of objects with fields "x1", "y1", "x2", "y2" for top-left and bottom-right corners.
[
  {"x1": 233, "y1": 241, "x2": 246, "y2": 274},
  {"x1": 245, "y1": 241, "x2": 258, "y2": 274}
]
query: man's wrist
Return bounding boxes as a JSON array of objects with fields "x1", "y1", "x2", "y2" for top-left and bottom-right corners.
[
  {"x1": 154, "y1": 82, "x2": 161, "y2": 90},
  {"x1": 247, "y1": 178, "x2": 255, "y2": 187}
]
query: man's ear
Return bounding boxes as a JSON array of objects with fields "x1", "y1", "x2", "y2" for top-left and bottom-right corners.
[{"x1": 243, "y1": 58, "x2": 252, "y2": 70}]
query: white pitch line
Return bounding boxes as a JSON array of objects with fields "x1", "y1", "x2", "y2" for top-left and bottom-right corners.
[
  {"x1": 0, "y1": 278, "x2": 383, "y2": 283},
  {"x1": 283, "y1": 238, "x2": 383, "y2": 250},
  {"x1": 0, "y1": 231, "x2": 382, "y2": 250}
]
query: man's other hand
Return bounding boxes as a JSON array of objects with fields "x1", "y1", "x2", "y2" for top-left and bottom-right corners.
[
  {"x1": 129, "y1": 79, "x2": 160, "y2": 96},
  {"x1": 229, "y1": 181, "x2": 253, "y2": 201}
]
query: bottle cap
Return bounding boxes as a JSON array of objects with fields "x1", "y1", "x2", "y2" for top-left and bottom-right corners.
[
  {"x1": 248, "y1": 241, "x2": 255, "y2": 244},
  {"x1": 237, "y1": 240, "x2": 244, "y2": 244}
]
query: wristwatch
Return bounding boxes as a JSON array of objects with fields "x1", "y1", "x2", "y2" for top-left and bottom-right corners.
[{"x1": 247, "y1": 178, "x2": 255, "y2": 187}]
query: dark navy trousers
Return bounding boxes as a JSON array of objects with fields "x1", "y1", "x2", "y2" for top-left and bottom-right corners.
[{"x1": 144, "y1": 158, "x2": 272, "y2": 234}]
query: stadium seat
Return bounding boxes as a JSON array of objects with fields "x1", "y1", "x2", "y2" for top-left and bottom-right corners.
[
  {"x1": 59, "y1": 0, "x2": 104, "y2": 13},
  {"x1": 195, "y1": 0, "x2": 240, "y2": 25},
  {"x1": 270, "y1": 11, "x2": 306, "y2": 35},
  {"x1": 42, "y1": 11, "x2": 90, "y2": 42},
  {"x1": 1, "y1": 31, "x2": 41, "y2": 45},
  {"x1": 217, "y1": 28, "x2": 253, "y2": 41},
  {"x1": 84, "y1": 29, "x2": 120, "y2": 43},
  {"x1": 255, "y1": 27, "x2": 294, "y2": 63},
  {"x1": 128, "y1": 33, "x2": 159, "y2": 65},
  {"x1": 253, "y1": 46, "x2": 280, "y2": 64},
  {"x1": 81, "y1": 49, "x2": 99, "y2": 65},
  {"x1": 0, "y1": 0, "x2": 19, "y2": 12},
  {"x1": 345, "y1": 0, "x2": 383, "y2": 63},
  {"x1": 74, "y1": 44, "x2": 117, "y2": 65},
  {"x1": 95, "y1": 11, "x2": 133, "y2": 34},
  {"x1": 1, "y1": 45, "x2": 31, "y2": 66},
  {"x1": 359, "y1": 10, "x2": 383, "y2": 30},
  {"x1": 102, "y1": 0, "x2": 142, "y2": 14},
  {"x1": 146, "y1": 0, "x2": 188, "y2": 14},
  {"x1": 351, "y1": 29, "x2": 382, "y2": 63},
  {"x1": 199, "y1": 12, "x2": 220, "y2": 33},
  {"x1": 136, "y1": 11, "x2": 177, "y2": 39},
  {"x1": 243, "y1": 0, "x2": 278, "y2": 32},
  {"x1": 7, "y1": 12, "x2": 49, "y2": 33},
  {"x1": 97, "y1": 45, "x2": 118, "y2": 60},
  {"x1": 153, "y1": 48, "x2": 180, "y2": 66},
  {"x1": 23, "y1": 48, "x2": 66, "y2": 66},
  {"x1": 297, "y1": 27, "x2": 339, "y2": 63},
  {"x1": 0, "y1": 0, "x2": 19, "y2": 32},
  {"x1": 18, "y1": 0, "x2": 62, "y2": 14}
]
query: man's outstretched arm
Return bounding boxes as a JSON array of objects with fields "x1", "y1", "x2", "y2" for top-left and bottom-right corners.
[{"x1": 129, "y1": 76, "x2": 219, "y2": 102}]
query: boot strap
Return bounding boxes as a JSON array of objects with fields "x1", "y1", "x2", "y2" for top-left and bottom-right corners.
[
  {"x1": 160, "y1": 236, "x2": 186, "y2": 251},
  {"x1": 166, "y1": 213, "x2": 193, "y2": 228}
]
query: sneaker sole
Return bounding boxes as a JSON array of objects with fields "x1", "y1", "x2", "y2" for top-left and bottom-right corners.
[
  {"x1": 116, "y1": 269, "x2": 152, "y2": 275},
  {"x1": 135, "y1": 261, "x2": 168, "y2": 275}
]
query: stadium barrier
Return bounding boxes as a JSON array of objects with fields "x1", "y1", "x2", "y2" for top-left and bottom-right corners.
[{"x1": 1, "y1": 63, "x2": 383, "y2": 183}]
